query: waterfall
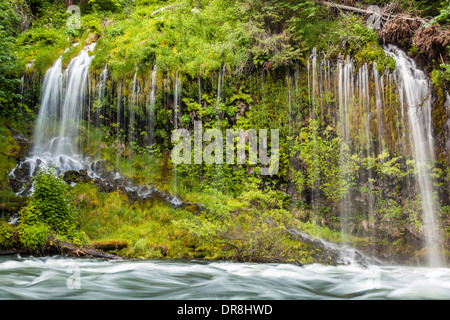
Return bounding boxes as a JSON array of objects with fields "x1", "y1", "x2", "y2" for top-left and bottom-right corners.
[
  {"x1": 129, "y1": 70, "x2": 137, "y2": 144},
  {"x1": 33, "y1": 57, "x2": 63, "y2": 155},
  {"x1": 32, "y1": 43, "x2": 95, "y2": 168},
  {"x1": 173, "y1": 70, "x2": 180, "y2": 196},
  {"x1": 58, "y1": 43, "x2": 96, "y2": 157},
  {"x1": 198, "y1": 75, "x2": 202, "y2": 106},
  {"x1": 373, "y1": 63, "x2": 386, "y2": 150},
  {"x1": 385, "y1": 45, "x2": 445, "y2": 267},
  {"x1": 337, "y1": 56, "x2": 354, "y2": 242},
  {"x1": 128, "y1": 70, "x2": 138, "y2": 177},
  {"x1": 217, "y1": 64, "x2": 226, "y2": 110},
  {"x1": 116, "y1": 81, "x2": 122, "y2": 170},
  {"x1": 148, "y1": 64, "x2": 157, "y2": 147},
  {"x1": 10, "y1": 43, "x2": 97, "y2": 195},
  {"x1": 96, "y1": 64, "x2": 108, "y2": 128},
  {"x1": 359, "y1": 63, "x2": 376, "y2": 239},
  {"x1": 308, "y1": 49, "x2": 319, "y2": 220}
]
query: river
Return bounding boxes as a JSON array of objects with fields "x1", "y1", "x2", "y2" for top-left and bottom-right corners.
[{"x1": 0, "y1": 256, "x2": 449, "y2": 300}]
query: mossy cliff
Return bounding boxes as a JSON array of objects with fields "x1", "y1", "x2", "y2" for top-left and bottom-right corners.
[{"x1": 0, "y1": 0, "x2": 449, "y2": 265}]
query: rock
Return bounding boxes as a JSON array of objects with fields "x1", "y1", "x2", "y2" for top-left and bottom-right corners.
[
  {"x1": 13, "y1": 135, "x2": 31, "y2": 162},
  {"x1": 91, "y1": 160, "x2": 107, "y2": 175},
  {"x1": 12, "y1": 161, "x2": 31, "y2": 180},
  {"x1": 293, "y1": 260, "x2": 303, "y2": 267},
  {"x1": 182, "y1": 204, "x2": 203, "y2": 216},
  {"x1": 63, "y1": 170, "x2": 92, "y2": 184}
]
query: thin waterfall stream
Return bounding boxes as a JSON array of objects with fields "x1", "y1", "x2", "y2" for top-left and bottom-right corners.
[{"x1": 385, "y1": 45, "x2": 445, "y2": 267}]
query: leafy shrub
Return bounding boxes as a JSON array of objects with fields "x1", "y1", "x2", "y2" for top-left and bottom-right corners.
[
  {"x1": 19, "y1": 222, "x2": 49, "y2": 251},
  {"x1": 0, "y1": 220, "x2": 17, "y2": 249},
  {"x1": 0, "y1": 1, "x2": 23, "y2": 111},
  {"x1": 17, "y1": 167, "x2": 84, "y2": 250}
]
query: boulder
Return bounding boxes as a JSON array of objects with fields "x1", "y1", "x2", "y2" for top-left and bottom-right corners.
[{"x1": 63, "y1": 170, "x2": 92, "y2": 184}]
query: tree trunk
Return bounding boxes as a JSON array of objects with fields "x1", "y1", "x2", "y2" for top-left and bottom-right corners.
[{"x1": 65, "y1": 0, "x2": 87, "y2": 9}]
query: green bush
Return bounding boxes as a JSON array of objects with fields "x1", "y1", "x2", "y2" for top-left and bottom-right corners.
[
  {"x1": 17, "y1": 167, "x2": 84, "y2": 250},
  {"x1": 0, "y1": 220, "x2": 17, "y2": 249},
  {"x1": 19, "y1": 222, "x2": 49, "y2": 251}
]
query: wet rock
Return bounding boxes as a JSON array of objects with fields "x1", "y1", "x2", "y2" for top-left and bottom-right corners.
[
  {"x1": 13, "y1": 135, "x2": 31, "y2": 162},
  {"x1": 91, "y1": 160, "x2": 108, "y2": 177},
  {"x1": 286, "y1": 229, "x2": 340, "y2": 266},
  {"x1": 12, "y1": 161, "x2": 31, "y2": 180},
  {"x1": 63, "y1": 170, "x2": 92, "y2": 184},
  {"x1": 182, "y1": 204, "x2": 203, "y2": 216}
]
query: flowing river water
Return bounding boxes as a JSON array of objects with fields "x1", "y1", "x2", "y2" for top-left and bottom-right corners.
[{"x1": 1, "y1": 256, "x2": 449, "y2": 300}]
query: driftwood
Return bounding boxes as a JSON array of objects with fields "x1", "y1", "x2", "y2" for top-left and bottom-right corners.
[
  {"x1": 0, "y1": 237, "x2": 124, "y2": 260},
  {"x1": 51, "y1": 237, "x2": 125, "y2": 260}
]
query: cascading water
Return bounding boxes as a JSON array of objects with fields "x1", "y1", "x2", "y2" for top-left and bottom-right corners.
[
  {"x1": 33, "y1": 56, "x2": 63, "y2": 156},
  {"x1": 148, "y1": 64, "x2": 157, "y2": 147},
  {"x1": 358, "y1": 62, "x2": 376, "y2": 240},
  {"x1": 95, "y1": 64, "x2": 108, "y2": 129},
  {"x1": 129, "y1": 70, "x2": 138, "y2": 145},
  {"x1": 116, "y1": 81, "x2": 122, "y2": 170},
  {"x1": 11, "y1": 44, "x2": 96, "y2": 188},
  {"x1": 337, "y1": 55, "x2": 354, "y2": 243},
  {"x1": 173, "y1": 71, "x2": 180, "y2": 196},
  {"x1": 290, "y1": 45, "x2": 446, "y2": 267},
  {"x1": 385, "y1": 45, "x2": 445, "y2": 267},
  {"x1": 307, "y1": 48, "x2": 319, "y2": 220},
  {"x1": 10, "y1": 45, "x2": 187, "y2": 210}
]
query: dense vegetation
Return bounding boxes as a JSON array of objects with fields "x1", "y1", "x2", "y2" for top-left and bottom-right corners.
[{"x1": 0, "y1": 0, "x2": 449, "y2": 264}]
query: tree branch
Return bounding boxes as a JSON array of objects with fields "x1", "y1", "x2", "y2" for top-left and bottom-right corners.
[
  {"x1": 316, "y1": 1, "x2": 430, "y2": 24},
  {"x1": 151, "y1": 4, "x2": 182, "y2": 16}
]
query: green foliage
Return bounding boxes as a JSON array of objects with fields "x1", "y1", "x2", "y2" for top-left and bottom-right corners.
[
  {"x1": 17, "y1": 167, "x2": 84, "y2": 250},
  {"x1": 174, "y1": 180, "x2": 302, "y2": 262},
  {"x1": 431, "y1": 63, "x2": 450, "y2": 86},
  {"x1": 19, "y1": 221, "x2": 49, "y2": 251},
  {"x1": 16, "y1": 25, "x2": 69, "y2": 74},
  {"x1": 0, "y1": 220, "x2": 17, "y2": 248},
  {"x1": 87, "y1": 0, "x2": 125, "y2": 12},
  {"x1": 428, "y1": 0, "x2": 450, "y2": 25},
  {"x1": 332, "y1": 13, "x2": 379, "y2": 56},
  {"x1": 291, "y1": 119, "x2": 359, "y2": 201},
  {"x1": 0, "y1": 0, "x2": 24, "y2": 114},
  {"x1": 355, "y1": 42, "x2": 396, "y2": 72},
  {"x1": 0, "y1": 126, "x2": 20, "y2": 189}
]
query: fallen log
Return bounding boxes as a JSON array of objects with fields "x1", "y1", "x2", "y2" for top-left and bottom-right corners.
[
  {"x1": 0, "y1": 249, "x2": 29, "y2": 256},
  {"x1": 49, "y1": 237, "x2": 125, "y2": 260}
]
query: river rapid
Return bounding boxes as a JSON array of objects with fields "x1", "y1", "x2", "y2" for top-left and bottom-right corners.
[{"x1": 0, "y1": 256, "x2": 449, "y2": 300}]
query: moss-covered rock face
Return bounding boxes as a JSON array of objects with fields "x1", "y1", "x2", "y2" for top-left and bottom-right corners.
[{"x1": 1, "y1": 0, "x2": 449, "y2": 264}]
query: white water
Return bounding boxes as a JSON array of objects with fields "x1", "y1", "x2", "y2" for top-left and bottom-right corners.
[
  {"x1": 1, "y1": 256, "x2": 449, "y2": 300},
  {"x1": 385, "y1": 45, "x2": 444, "y2": 267},
  {"x1": 11, "y1": 44, "x2": 96, "y2": 186}
]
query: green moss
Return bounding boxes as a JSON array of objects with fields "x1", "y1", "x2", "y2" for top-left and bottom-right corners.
[{"x1": 0, "y1": 125, "x2": 20, "y2": 190}]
